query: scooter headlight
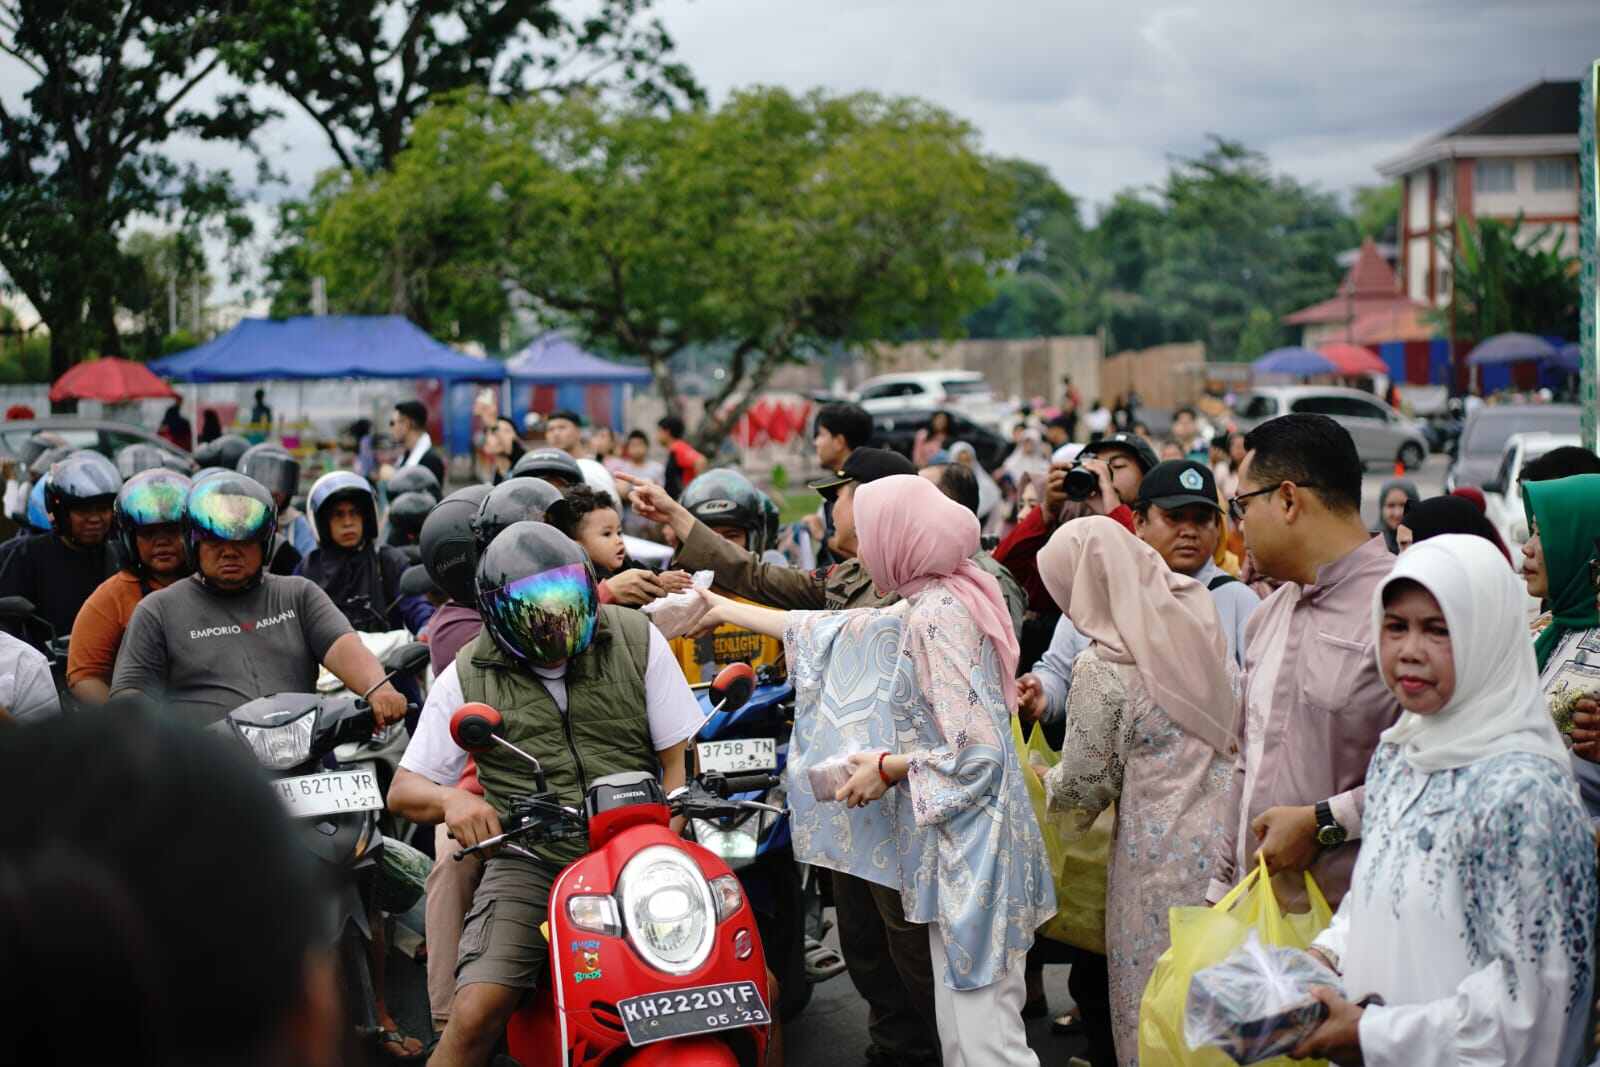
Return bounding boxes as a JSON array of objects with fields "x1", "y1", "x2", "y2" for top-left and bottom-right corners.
[
  {"x1": 235, "y1": 710, "x2": 315, "y2": 770},
  {"x1": 617, "y1": 845, "x2": 715, "y2": 975},
  {"x1": 690, "y1": 818, "x2": 759, "y2": 864}
]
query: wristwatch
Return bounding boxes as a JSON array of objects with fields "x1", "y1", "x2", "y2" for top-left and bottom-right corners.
[{"x1": 1314, "y1": 800, "x2": 1347, "y2": 847}]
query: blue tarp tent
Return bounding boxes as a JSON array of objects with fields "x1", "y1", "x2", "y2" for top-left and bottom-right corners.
[
  {"x1": 504, "y1": 334, "x2": 651, "y2": 431},
  {"x1": 151, "y1": 315, "x2": 505, "y2": 383}
]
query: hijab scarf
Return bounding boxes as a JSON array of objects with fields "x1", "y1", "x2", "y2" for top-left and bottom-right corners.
[
  {"x1": 1376, "y1": 478, "x2": 1419, "y2": 553},
  {"x1": 1037, "y1": 516, "x2": 1237, "y2": 754},
  {"x1": 1001, "y1": 429, "x2": 1050, "y2": 486},
  {"x1": 854, "y1": 475, "x2": 1019, "y2": 711},
  {"x1": 1523, "y1": 474, "x2": 1600, "y2": 670},
  {"x1": 1375, "y1": 535, "x2": 1570, "y2": 773},
  {"x1": 948, "y1": 441, "x2": 1001, "y2": 520},
  {"x1": 1400, "y1": 495, "x2": 1511, "y2": 563}
]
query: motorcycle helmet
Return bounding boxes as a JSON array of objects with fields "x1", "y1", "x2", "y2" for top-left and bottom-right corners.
[
  {"x1": 679, "y1": 468, "x2": 779, "y2": 555},
  {"x1": 44, "y1": 451, "x2": 123, "y2": 532},
  {"x1": 183, "y1": 473, "x2": 277, "y2": 589},
  {"x1": 115, "y1": 469, "x2": 193, "y2": 572},
  {"x1": 385, "y1": 465, "x2": 441, "y2": 503},
  {"x1": 114, "y1": 443, "x2": 172, "y2": 481},
  {"x1": 385, "y1": 491, "x2": 434, "y2": 546},
  {"x1": 576, "y1": 458, "x2": 620, "y2": 507},
  {"x1": 420, "y1": 484, "x2": 494, "y2": 605},
  {"x1": 238, "y1": 444, "x2": 301, "y2": 503},
  {"x1": 25, "y1": 474, "x2": 49, "y2": 532},
  {"x1": 471, "y1": 478, "x2": 564, "y2": 553},
  {"x1": 476, "y1": 520, "x2": 599, "y2": 666},
  {"x1": 160, "y1": 449, "x2": 199, "y2": 474},
  {"x1": 193, "y1": 433, "x2": 252, "y2": 471},
  {"x1": 28, "y1": 444, "x2": 72, "y2": 482},
  {"x1": 17, "y1": 431, "x2": 67, "y2": 471},
  {"x1": 511, "y1": 447, "x2": 583, "y2": 488},
  {"x1": 308, "y1": 470, "x2": 378, "y2": 546}
]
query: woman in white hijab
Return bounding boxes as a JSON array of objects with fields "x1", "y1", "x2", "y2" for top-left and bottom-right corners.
[
  {"x1": 948, "y1": 440, "x2": 1001, "y2": 523},
  {"x1": 1291, "y1": 535, "x2": 1596, "y2": 1067}
]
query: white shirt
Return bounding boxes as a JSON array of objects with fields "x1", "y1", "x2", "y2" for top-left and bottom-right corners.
[
  {"x1": 401, "y1": 624, "x2": 705, "y2": 786},
  {"x1": 0, "y1": 630, "x2": 60, "y2": 722},
  {"x1": 401, "y1": 431, "x2": 434, "y2": 471}
]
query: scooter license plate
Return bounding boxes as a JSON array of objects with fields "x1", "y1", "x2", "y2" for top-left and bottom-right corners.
[
  {"x1": 617, "y1": 980, "x2": 770, "y2": 1046},
  {"x1": 274, "y1": 763, "x2": 384, "y2": 818},
  {"x1": 696, "y1": 737, "x2": 776, "y2": 774}
]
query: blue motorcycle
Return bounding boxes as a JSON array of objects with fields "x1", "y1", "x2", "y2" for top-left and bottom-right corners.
[{"x1": 685, "y1": 663, "x2": 820, "y2": 1020}]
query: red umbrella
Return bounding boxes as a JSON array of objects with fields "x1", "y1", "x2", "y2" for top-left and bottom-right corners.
[
  {"x1": 50, "y1": 357, "x2": 178, "y2": 404},
  {"x1": 1317, "y1": 343, "x2": 1389, "y2": 377}
]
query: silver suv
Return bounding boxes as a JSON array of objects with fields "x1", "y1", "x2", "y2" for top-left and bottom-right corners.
[{"x1": 1233, "y1": 386, "x2": 1429, "y2": 471}]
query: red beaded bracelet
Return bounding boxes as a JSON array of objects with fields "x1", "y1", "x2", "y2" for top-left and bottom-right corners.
[{"x1": 877, "y1": 751, "x2": 893, "y2": 786}]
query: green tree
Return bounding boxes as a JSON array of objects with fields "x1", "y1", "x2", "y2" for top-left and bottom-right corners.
[
  {"x1": 1352, "y1": 183, "x2": 1401, "y2": 242},
  {"x1": 965, "y1": 160, "x2": 1095, "y2": 339},
  {"x1": 118, "y1": 231, "x2": 213, "y2": 360},
  {"x1": 304, "y1": 88, "x2": 1018, "y2": 449},
  {"x1": 225, "y1": 0, "x2": 701, "y2": 174},
  {"x1": 0, "y1": 1, "x2": 265, "y2": 379},
  {"x1": 1433, "y1": 214, "x2": 1580, "y2": 341}
]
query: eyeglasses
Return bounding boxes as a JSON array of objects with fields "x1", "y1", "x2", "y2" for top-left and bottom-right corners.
[{"x1": 1228, "y1": 482, "x2": 1324, "y2": 524}]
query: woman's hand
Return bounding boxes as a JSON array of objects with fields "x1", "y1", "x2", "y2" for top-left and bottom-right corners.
[
  {"x1": 1289, "y1": 987, "x2": 1364, "y2": 1064},
  {"x1": 687, "y1": 587, "x2": 736, "y2": 637},
  {"x1": 837, "y1": 751, "x2": 892, "y2": 807}
]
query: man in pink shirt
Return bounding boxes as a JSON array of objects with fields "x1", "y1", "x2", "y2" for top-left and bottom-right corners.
[{"x1": 1208, "y1": 413, "x2": 1400, "y2": 911}]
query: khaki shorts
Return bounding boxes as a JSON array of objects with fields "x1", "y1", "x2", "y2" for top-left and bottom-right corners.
[{"x1": 456, "y1": 856, "x2": 556, "y2": 991}]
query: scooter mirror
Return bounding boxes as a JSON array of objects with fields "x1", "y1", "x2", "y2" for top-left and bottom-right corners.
[
  {"x1": 450, "y1": 702, "x2": 505, "y2": 754},
  {"x1": 382, "y1": 641, "x2": 432, "y2": 677},
  {"x1": 0, "y1": 595, "x2": 37, "y2": 619},
  {"x1": 708, "y1": 662, "x2": 755, "y2": 714}
]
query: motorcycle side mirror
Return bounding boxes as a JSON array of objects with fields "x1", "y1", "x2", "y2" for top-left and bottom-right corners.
[
  {"x1": 0, "y1": 595, "x2": 37, "y2": 619},
  {"x1": 450, "y1": 703, "x2": 504, "y2": 754},
  {"x1": 382, "y1": 641, "x2": 431, "y2": 676},
  {"x1": 708, "y1": 662, "x2": 755, "y2": 714}
]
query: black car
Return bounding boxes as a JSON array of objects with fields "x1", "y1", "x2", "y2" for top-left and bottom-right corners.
[{"x1": 870, "y1": 409, "x2": 1009, "y2": 471}]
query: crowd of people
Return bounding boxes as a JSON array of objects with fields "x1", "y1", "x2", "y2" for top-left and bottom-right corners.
[{"x1": 3, "y1": 388, "x2": 1600, "y2": 1067}]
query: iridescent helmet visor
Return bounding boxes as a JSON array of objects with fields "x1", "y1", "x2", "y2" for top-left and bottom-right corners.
[
  {"x1": 118, "y1": 474, "x2": 189, "y2": 529},
  {"x1": 478, "y1": 562, "x2": 598, "y2": 665},
  {"x1": 187, "y1": 479, "x2": 273, "y2": 542}
]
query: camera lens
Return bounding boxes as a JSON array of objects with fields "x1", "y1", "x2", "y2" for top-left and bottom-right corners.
[{"x1": 1064, "y1": 465, "x2": 1099, "y2": 501}]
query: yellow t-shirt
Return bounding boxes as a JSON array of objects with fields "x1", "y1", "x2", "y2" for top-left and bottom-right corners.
[{"x1": 669, "y1": 590, "x2": 784, "y2": 684}]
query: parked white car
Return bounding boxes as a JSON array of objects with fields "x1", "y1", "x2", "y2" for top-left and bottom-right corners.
[
  {"x1": 851, "y1": 370, "x2": 1013, "y2": 427},
  {"x1": 1232, "y1": 386, "x2": 1429, "y2": 471},
  {"x1": 1483, "y1": 431, "x2": 1582, "y2": 552}
]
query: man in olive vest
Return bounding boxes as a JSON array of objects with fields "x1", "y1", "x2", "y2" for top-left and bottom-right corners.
[{"x1": 389, "y1": 521, "x2": 704, "y2": 1067}]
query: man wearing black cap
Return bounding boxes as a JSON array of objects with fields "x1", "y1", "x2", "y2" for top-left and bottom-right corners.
[{"x1": 623, "y1": 447, "x2": 944, "y2": 1066}]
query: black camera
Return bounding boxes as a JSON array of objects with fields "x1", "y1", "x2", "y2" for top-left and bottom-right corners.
[{"x1": 1063, "y1": 464, "x2": 1101, "y2": 501}]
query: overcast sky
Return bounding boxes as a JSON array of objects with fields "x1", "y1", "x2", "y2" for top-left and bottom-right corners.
[{"x1": 4, "y1": 0, "x2": 1600, "y2": 308}]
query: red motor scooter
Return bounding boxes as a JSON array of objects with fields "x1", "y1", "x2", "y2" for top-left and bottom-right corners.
[{"x1": 448, "y1": 665, "x2": 780, "y2": 1067}]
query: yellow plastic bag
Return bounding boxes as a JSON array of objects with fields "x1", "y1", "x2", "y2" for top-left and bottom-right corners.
[
  {"x1": 1012, "y1": 716, "x2": 1114, "y2": 954},
  {"x1": 1137, "y1": 855, "x2": 1333, "y2": 1067}
]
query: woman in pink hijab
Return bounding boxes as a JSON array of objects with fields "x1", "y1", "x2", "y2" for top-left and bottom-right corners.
[
  {"x1": 1036, "y1": 516, "x2": 1240, "y2": 1067},
  {"x1": 692, "y1": 474, "x2": 1053, "y2": 1066}
]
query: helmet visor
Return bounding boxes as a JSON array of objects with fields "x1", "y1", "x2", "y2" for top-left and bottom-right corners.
[
  {"x1": 478, "y1": 562, "x2": 598, "y2": 664},
  {"x1": 189, "y1": 481, "x2": 272, "y2": 541},
  {"x1": 120, "y1": 477, "x2": 188, "y2": 527}
]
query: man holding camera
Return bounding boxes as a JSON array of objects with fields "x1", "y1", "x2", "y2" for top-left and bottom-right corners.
[{"x1": 994, "y1": 431, "x2": 1157, "y2": 614}]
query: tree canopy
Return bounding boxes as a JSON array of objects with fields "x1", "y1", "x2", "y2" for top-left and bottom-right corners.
[{"x1": 1435, "y1": 214, "x2": 1580, "y2": 341}]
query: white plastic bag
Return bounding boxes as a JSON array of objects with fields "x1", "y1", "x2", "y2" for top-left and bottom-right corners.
[
  {"x1": 1183, "y1": 931, "x2": 1342, "y2": 1065},
  {"x1": 640, "y1": 570, "x2": 715, "y2": 638}
]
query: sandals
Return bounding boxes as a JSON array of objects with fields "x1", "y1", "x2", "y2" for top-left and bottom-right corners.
[
  {"x1": 803, "y1": 937, "x2": 847, "y2": 982},
  {"x1": 376, "y1": 1028, "x2": 426, "y2": 1061}
]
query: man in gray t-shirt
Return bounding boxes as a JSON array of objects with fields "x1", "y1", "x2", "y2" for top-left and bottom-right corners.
[{"x1": 114, "y1": 573, "x2": 356, "y2": 725}]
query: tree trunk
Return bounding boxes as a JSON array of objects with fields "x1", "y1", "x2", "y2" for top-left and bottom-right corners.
[{"x1": 693, "y1": 348, "x2": 787, "y2": 455}]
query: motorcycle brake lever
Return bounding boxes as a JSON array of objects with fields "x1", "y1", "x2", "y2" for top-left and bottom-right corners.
[{"x1": 736, "y1": 800, "x2": 787, "y2": 816}]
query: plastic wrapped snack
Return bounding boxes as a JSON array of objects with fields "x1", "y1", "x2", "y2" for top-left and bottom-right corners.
[
  {"x1": 1184, "y1": 931, "x2": 1342, "y2": 1064},
  {"x1": 807, "y1": 754, "x2": 858, "y2": 802},
  {"x1": 640, "y1": 570, "x2": 714, "y2": 638}
]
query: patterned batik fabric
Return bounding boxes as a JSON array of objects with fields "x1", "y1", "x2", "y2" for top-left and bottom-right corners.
[{"x1": 784, "y1": 584, "x2": 1056, "y2": 991}]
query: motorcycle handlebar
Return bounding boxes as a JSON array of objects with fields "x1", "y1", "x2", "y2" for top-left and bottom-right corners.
[{"x1": 707, "y1": 771, "x2": 781, "y2": 796}]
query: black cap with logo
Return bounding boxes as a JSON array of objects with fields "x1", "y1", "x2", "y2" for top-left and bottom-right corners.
[
  {"x1": 1136, "y1": 459, "x2": 1222, "y2": 513},
  {"x1": 807, "y1": 447, "x2": 918, "y2": 499},
  {"x1": 1079, "y1": 432, "x2": 1160, "y2": 474}
]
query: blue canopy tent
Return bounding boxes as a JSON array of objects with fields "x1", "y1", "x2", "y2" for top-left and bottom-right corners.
[
  {"x1": 504, "y1": 333, "x2": 652, "y2": 431},
  {"x1": 152, "y1": 315, "x2": 505, "y2": 454}
]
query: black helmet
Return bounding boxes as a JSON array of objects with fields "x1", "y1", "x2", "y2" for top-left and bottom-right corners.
[
  {"x1": 193, "y1": 433, "x2": 251, "y2": 470},
  {"x1": 476, "y1": 520, "x2": 598, "y2": 666},
  {"x1": 385, "y1": 491, "x2": 434, "y2": 546},
  {"x1": 115, "y1": 443, "x2": 172, "y2": 481},
  {"x1": 28, "y1": 444, "x2": 72, "y2": 482},
  {"x1": 184, "y1": 473, "x2": 277, "y2": 589},
  {"x1": 679, "y1": 469, "x2": 779, "y2": 555},
  {"x1": 160, "y1": 450, "x2": 198, "y2": 474},
  {"x1": 420, "y1": 484, "x2": 495, "y2": 604},
  {"x1": 511, "y1": 448, "x2": 583, "y2": 488},
  {"x1": 17, "y1": 432, "x2": 67, "y2": 470},
  {"x1": 45, "y1": 451, "x2": 123, "y2": 531},
  {"x1": 115, "y1": 469, "x2": 192, "y2": 572},
  {"x1": 238, "y1": 444, "x2": 301, "y2": 502},
  {"x1": 472, "y1": 478, "x2": 564, "y2": 553},
  {"x1": 386, "y1": 465, "x2": 441, "y2": 503},
  {"x1": 308, "y1": 471, "x2": 378, "y2": 546}
]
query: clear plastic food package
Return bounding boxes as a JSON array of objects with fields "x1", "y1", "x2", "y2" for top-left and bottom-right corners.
[
  {"x1": 639, "y1": 570, "x2": 714, "y2": 638},
  {"x1": 1184, "y1": 931, "x2": 1342, "y2": 1064},
  {"x1": 806, "y1": 754, "x2": 858, "y2": 802}
]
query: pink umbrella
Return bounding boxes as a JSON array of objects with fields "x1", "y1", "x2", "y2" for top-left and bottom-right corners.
[{"x1": 50, "y1": 357, "x2": 178, "y2": 404}]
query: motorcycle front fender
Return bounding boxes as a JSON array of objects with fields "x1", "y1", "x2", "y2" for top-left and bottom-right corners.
[{"x1": 618, "y1": 1036, "x2": 741, "y2": 1067}]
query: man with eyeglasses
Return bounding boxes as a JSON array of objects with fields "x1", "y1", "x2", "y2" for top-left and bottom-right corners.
[{"x1": 1206, "y1": 413, "x2": 1399, "y2": 914}]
